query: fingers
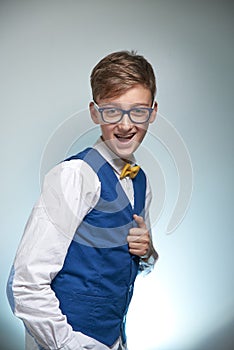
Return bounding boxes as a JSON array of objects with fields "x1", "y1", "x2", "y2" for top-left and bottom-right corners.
[
  {"x1": 127, "y1": 230, "x2": 149, "y2": 243},
  {"x1": 133, "y1": 214, "x2": 147, "y2": 229},
  {"x1": 127, "y1": 236, "x2": 150, "y2": 257},
  {"x1": 129, "y1": 214, "x2": 147, "y2": 237},
  {"x1": 127, "y1": 215, "x2": 150, "y2": 256}
]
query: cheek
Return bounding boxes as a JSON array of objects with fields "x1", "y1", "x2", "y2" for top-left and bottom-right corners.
[
  {"x1": 100, "y1": 124, "x2": 114, "y2": 140},
  {"x1": 136, "y1": 127, "x2": 147, "y2": 142}
]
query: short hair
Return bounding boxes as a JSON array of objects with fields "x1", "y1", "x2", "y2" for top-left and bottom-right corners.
[{"x1": 90, "y1": 50, "x2": 156, "y2": 103}]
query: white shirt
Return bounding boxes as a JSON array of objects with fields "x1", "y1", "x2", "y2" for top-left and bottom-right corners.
[{"x1": 10, "y1": 138, "x2": 156, "y2": 350}]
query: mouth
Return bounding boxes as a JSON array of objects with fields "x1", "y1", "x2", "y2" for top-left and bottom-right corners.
[{"x1": 114, "y1": 133, "x2": 136, "y2": 142}]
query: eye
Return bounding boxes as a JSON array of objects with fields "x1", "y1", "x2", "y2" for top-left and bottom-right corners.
[
  {"x1": 107, "y1": 108, "x2": 117, "y2": 114},
  {"x1": 131, "y1": 108, "x2": 148, "y2": 116},
  {"x1": 105, "y1": 108, "x2": 121, "y2": 117}
]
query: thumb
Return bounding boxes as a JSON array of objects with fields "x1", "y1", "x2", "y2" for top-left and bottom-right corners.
[{"x1": 133, "y1": 214, "x2": 147, "y2": 229}]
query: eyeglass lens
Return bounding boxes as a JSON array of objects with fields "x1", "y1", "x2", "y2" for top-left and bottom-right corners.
[{"x1": 102, "y1": 107, "x2": 151, "y2": 123}]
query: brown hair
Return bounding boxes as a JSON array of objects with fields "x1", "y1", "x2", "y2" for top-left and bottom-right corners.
[{"x1": 90, "y1": 50, "x2": 156, "y2": 103}]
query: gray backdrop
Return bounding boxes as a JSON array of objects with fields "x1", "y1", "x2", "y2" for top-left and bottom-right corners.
[{"x1": 1, "y1": 1, "x2": 233, "y2": 349}]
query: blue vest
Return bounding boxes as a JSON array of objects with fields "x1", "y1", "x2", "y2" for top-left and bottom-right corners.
[{"x1": 51, "y1": 148, "x2": 146, "y2": 346}]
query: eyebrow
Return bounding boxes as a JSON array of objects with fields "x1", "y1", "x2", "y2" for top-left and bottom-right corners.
[{"x1": 99, "y1": 102, "x2": 151, "y2": 108}]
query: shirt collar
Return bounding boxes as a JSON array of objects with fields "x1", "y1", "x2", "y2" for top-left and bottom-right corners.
[{"x1": 93, "y1": 137, "x2": 136, "y2": 175}]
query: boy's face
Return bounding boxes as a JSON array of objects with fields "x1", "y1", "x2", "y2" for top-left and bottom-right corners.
[{"x1": 90, "y1": 85, "x2": 157, "y2": 159}]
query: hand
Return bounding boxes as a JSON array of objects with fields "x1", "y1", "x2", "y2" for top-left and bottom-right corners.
[{"x1": 127, "y1": 214, "x2": 151, "y2": 258}]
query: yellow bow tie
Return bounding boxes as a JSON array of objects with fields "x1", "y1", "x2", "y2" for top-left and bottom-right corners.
[{"x1": 120, "y1": 163, "x2": 140, "y2": 179}]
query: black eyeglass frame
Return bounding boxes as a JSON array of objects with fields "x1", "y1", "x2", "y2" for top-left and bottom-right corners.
[{"x1": 93, "y1": 102, "x2": 154, "y2": 124}]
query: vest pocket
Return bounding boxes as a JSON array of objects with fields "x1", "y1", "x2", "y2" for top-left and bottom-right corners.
[{"x1": 63, "y1": 291, "x2": 125, "y2": 332}]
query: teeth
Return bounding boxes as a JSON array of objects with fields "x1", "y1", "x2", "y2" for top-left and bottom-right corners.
[{"x1": 116, "y1": 134, "x2": 134, "y2": 138}]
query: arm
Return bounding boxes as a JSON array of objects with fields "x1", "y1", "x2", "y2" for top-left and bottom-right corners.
[
  {"x1": 7, "y1": 160, "x2": 101, "y2": 349},
  {"x1": 127, "y1": 176, "x2": 158, "y2": 274}
]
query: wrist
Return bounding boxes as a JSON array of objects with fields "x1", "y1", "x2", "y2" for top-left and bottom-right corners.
[{"x1": 140, "y1": 250, "x2": 151, "y2": 260}]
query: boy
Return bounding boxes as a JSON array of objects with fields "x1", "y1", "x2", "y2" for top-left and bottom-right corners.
[{"x1": 7, "y1": 50, "x2": 158, "y2": 350}]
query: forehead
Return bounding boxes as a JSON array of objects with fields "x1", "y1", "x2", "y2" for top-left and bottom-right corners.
[{"x1": 97, "y1": 85, "x2": 152, "y2": 106}]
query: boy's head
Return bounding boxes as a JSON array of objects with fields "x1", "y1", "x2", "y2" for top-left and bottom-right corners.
[
  {"x1": 90, "y1": 50, "x2": 156, "y2": 104},
  {"x1": 90, "y1": 50, "x2": 157, "y2": 160}
]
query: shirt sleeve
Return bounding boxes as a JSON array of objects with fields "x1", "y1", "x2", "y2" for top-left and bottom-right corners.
[
  {"x1": 139, "y1": 175, "x2": 159, "y2": 274},
  {"x1": 8, "y1": 159, "x2": 101, "y2": 350}
]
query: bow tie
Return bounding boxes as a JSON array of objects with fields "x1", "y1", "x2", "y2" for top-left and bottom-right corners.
[{"x1": 120, "y1": 163, "x2": 140, "y2": 179}]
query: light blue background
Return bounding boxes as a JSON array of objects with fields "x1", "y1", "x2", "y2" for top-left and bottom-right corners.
[{"x1": 1, "y1": 1, "x2": 233, "y2": 349}]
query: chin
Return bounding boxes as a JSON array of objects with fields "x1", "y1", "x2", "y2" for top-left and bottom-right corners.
[
  {"x1": 111, "y1": 139, "x2": 139, "y2": 159},
  {"x1": 115, "y1": 150, "x2": 133, "y2": 159}
]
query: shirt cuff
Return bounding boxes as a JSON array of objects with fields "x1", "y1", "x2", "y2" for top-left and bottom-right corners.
[{"x1": 138, "y1": 249, "x2": 159, "y2": 275}]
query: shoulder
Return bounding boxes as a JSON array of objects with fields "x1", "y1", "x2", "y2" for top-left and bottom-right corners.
[
  {"x1": 43, "y1": 157, "x2": 101, "y2": 194},
  {"x1": 142, "y1": 170, "x2": 153, "y2": 202}
]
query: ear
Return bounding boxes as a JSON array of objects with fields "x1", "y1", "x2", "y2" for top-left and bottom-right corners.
[
  {"x1": 149, "y1": 101, "x2": 158, "y2": 124},
  {"x1": 89, "y1": 102, "x2": 100, "y2": 124}
]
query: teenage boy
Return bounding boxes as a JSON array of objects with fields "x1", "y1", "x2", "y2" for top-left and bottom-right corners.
[{"x1": 7, "y1": 50, "x2": 158, "y2": 350}]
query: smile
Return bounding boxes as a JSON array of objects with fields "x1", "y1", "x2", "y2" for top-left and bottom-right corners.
[{"x1": 114, "y1": 133, "x2": 136, "y2": 142}]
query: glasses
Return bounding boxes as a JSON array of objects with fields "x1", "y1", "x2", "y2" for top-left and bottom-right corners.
[{"x1": 94, "y1": 102, "x2": 154, "y2": 124}]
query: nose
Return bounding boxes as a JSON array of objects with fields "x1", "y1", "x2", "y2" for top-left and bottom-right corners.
[{"x1": 119, "y1": 113, "x2": 133, "y2": 128}]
